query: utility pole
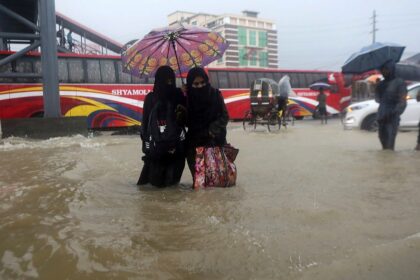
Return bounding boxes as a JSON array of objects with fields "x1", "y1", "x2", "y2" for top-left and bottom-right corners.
[
  {"x1": 370, "y1": 10, "x2": 378, "y2": 44},
  {"x1": 39, "y1": 0, "x2": 61, "y2": 117}
]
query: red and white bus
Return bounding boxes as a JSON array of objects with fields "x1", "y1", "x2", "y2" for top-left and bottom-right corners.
[{"x1": 0, "y1": 51, "x2": 351, "y2": 129}]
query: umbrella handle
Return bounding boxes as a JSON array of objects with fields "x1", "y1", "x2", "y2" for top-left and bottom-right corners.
[{"x1": 171, "y1": 40, "x2": 185, "y2": 85}]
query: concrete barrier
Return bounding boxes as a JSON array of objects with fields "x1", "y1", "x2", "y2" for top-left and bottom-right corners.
[{"x1": 0, "y1": 117, "x2": 88, "y2": 139}]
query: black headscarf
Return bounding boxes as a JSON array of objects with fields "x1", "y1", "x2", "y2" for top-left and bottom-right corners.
[
  {"x1": 380, "y1": 59, "x2": 396, "y2": 81},
  {"x1": 153, "y1": 65, "x2": 177, "y2": 103},
  {"x1": 186, "y1": 67, "x2": 220, "y2": 131}
]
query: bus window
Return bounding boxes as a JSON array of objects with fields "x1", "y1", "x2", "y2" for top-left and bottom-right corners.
[
  {"x1": 297, "y1": 73, "x2": 307, "y2": 88},
  {"x1": 86, "y1": 59, "x2": 101, "y2": 83},
  {"x1": 288, "y1": 73, "x2": 299, "y2": 88},
  {"x1": 33, "y1": 60, "x2": 42, "y2": 83},
  {"x1": 58, "y1": 58, "x2": 69, "y2": 83},
  {"x1": 264, "y1": 72, "x2": 274, "y2": 80},
  {"x1": 208, "y1": 71, "x2": 219, "y2": 88},
  {"x1": 254, "y1": 72, "x2": 265, "y2": 80},
  {"x1": 306, "y1": 73, "x2": 317, "y2": 85},
  {"x1": 247, "y1": 72, "x2": 257, "y2": 85},
  {"x1": 237, "y1": 71, "x2": 248, "y2": 88},
  {"x1": 68, "y1": 59, "x2": 84, "y2": 83},
  {"x1": 132, "y1": 76, "x2": 150, "y2": 84},
  {"x1": 217, "y1": 71, "x2": 229, "y2": 88},
  {"x1": 0, "y1": 62, "x2": 13, "y2": 83},
  {"x1": 116, "y1": 61, "x2": 131, "y2": 84},
  {"x1": 15, "y1": 58, "x2": 33, "y2": 83},
  {"x1": 314, "y1": 73, "x2": 327, "y2": 83},
  {"x1": 100, "y1": 60, "x2": 116, "y2": 84},
  {"x1": 228, "y1": 71, "x2": 239, "y2": 88},
  {"x1": 272, "y1": 72, "x2": 283, "y2": 83}
]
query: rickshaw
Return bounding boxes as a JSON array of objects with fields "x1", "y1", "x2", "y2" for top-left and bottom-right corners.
[{"x1": 242, "y1": 78, "x2": 283, "y2": 131}]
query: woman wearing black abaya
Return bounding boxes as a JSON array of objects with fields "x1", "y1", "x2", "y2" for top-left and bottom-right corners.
[
  {"x1": 137, "y1": 66, "x2": 186, "y2": 187},
  {"x1": 185, "y1": 67, "x2": 229, "y2": 178}
]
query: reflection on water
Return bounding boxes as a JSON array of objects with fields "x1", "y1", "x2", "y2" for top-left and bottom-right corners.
[{"x1": 1, "y1": 121, "x2": 420, "y2": 279}]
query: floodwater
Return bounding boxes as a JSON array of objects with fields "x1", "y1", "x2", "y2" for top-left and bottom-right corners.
[{"x1": 1, "y1": 119, "x2": 420, "y2": 280}]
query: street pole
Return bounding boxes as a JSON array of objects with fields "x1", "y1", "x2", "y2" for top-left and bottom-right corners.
[
  {"x1": 371, "y1": 10, "x2": 378, "y2": 44},
  {"x1": 39, "y1": 0, "x2": 61, "y2": 117}
]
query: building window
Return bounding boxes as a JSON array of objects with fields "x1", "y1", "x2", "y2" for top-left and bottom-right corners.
[
  {"x1": 258, "y1": 31, "x2": 267, "y2": 47},
  {"x1": 249, "y1": 30, "x2": 256, "y2": 46},
  {"x1": 238, "y1": 27, "x2": 247, "y2": 45},
  {"x1": 239, "y1": 48, "x2": 247, "y2": 66},
  {"x1": 259, "y1": 52, "x2": 268, "y2": 67},
  {"x1": 191, "y1": 21, "x2": 197, "y2": 25},
  {"x1": 250, "y1": 52, "x2": 257, "y2": 66}
]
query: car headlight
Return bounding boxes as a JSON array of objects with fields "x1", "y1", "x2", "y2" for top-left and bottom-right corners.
[{"x1": 348, "y1": 103, "x2": 369, "y2": 111}]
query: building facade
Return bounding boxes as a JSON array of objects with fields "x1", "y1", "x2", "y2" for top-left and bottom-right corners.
[{"x1": 168, "y1": 10, "x2": 278, "y2": 69}]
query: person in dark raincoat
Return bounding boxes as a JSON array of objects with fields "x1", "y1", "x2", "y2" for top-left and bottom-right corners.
[
  {"x1": 137, "y1": 66, "x2": 186, "y2": 187},
  {"x1": 375, "y1": 60, "x2": 407, "y2": 150},
  {"x1": 317, "y1": 88, "x2": 328, "y2": 124},
  {"x1": 416, "y1": 90, "x2": 420, "y2": 151},
  {"x1": 185, "y1": 67, "x2": 229, "y2": 178}
]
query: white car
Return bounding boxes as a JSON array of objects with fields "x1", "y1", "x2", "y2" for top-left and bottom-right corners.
[{"x1": 344, "y1": 83, "x2": 420, "y2": 131}]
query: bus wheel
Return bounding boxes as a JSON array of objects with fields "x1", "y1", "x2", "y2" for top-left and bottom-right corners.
[
  {"x1": 361, "y1": 114, "x2": 378, "y2": 132},
  {"x1": 30, "y1": 111, "x2": 44, "y2": 118},
  {"x1": 243, "y1": 110, "x2": 255, "y2": 131}
]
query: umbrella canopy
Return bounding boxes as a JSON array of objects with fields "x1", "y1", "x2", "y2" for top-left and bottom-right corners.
[
  {"x1": 342, "y1": 42, "x2": 405, "y2": 74},
  {"x1": 121, "y1": 24, "x2": 229, "y2": 78},
  {"x1": 309, "y1": 82, "x2": 331, "y2": 91},
  {"x1": 278, "y1": 75, "x2": 294, "y2": 97}
]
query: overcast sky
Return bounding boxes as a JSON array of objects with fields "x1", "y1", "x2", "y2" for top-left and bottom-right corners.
[{"x1": 55, "y1": 0, "x2": 420, "y2": 70}]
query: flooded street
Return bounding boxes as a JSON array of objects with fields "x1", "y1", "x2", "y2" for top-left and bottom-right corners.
[{"x1": 1, "y1": 119, "x2": 420, "y2": 279}]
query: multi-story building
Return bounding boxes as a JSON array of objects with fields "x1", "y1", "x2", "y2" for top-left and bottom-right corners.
[{"x1": 168, "y1": 10, "x2": 278, "y2": 68}]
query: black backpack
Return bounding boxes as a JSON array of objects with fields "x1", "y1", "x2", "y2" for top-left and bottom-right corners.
[{"x1": 143, "y1": 101, "x2": 185, "y2": 159}]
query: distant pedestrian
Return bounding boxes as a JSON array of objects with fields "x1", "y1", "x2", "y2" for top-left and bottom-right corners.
[
  {"x1": 415, "y1": 89, "x2": 420, "y2": 151},
  {"x1": 56, "y1": 28, "x2": 65, "y2": 47},
  {"x1": 375, "y1": 60, "x2": 407, "y2": 150},
  {"x1": 67, "y1": 31, "x2": 73, "y2": 52},
  {"x1": 278, "y1": 75, "x2": 291, "y2": 126},
  {"x1": 317, "y1": 88, "x2": 328, "y2": 124}
]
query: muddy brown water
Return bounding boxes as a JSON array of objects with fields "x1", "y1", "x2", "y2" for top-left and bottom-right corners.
[{"x1": 1, "y1": 120, "x2": 420, "y2": 279}]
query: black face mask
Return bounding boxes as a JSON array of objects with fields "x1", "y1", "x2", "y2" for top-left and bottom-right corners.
[
  {"x1": 164, "y1": 83, "x2": 176, "y2": 92},
  {"x1": 190, "y1": 84, "x2": 210, "y2": 96}
]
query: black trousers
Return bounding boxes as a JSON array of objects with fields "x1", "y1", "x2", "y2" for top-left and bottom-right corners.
[
  {"x1": 418, "y1": 121, "x2": 420, "y2": 144},
  {"x1": 378, "y1": 116, "x2": 400, "y2": 150},
  {"x1": 137, "y1": 156, "x2": 185, "y2": 187}
]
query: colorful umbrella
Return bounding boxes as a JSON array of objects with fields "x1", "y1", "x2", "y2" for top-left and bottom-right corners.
[
  {"x1": 121, "y1": 24, "x2": 229, "y2": 79},
  {"x1": 309, "y1": 82, "x2": 331, "y2": 91}
]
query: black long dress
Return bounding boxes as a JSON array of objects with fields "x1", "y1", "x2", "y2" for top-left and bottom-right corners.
[
  {"x1": 185, "y1": 86, "x2": 229, "y2": 177},
  {"x1": 137, "y1": 89, "x2": 186, "y2": 187}
]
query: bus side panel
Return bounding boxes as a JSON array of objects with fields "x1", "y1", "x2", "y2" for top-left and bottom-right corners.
[
  {"x1": 220, "y1": 89, "x2": 251, "y2": 120},
  {"x1": 60, "y1": 84, "x2": 150, "y2": 129},
  {"x1": 4, "y1": 84, "x2": 44, "y2": 118},
  {"x1": 0, "y1": 84, "x2": 10, "y2": 119}
]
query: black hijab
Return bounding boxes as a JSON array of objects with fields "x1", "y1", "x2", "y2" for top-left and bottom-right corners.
[
  {"x1": 153, "y1": 65, "x2": 177, "y2": 103},
  {"x1": 186, "y1": 67, "x2": 221, "y2": 131},
  {"x1": 380, "y1": 59, "x2": 396, "y2": 81}
]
